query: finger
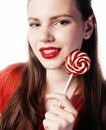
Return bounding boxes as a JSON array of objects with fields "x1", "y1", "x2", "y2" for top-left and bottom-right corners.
[
  {"x1": 43, "y1": 107, "x2": 76, "y2": 130},
  {"x1": 45, "y1": 111, "x2": 68, "y2": 124},
  {"x1": 43, "y1": 117, "x2": 60, "y2": 130},
  {"x1": 46, "y1": 93, "x2": 78, "y2": 115},
  {"x1": 49, "y1": 105, "x2": 77, "y2": 122}
]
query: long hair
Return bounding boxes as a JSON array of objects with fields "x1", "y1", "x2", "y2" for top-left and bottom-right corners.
[
  {"x1": 75, "y1": 0, "x2": 105, "y2": 129},
  {"x1": 1, "y1": 0, "x2": 106, "y2": 130}
]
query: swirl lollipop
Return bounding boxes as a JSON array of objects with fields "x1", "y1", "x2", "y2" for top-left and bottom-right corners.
[{"x1": 62, "y1": 50, "x2": 91, "y2": 94}]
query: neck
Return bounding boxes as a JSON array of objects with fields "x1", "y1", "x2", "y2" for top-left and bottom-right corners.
[{"x1": 45, "y1": 68, "x2": 79, "y2": 99}]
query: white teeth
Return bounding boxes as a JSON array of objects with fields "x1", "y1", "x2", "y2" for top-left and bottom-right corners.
[{"x1": 43, "y1": 49, "x2": 58, "y2": 54}]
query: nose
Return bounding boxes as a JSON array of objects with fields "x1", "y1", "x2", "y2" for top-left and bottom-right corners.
[{"x1": 38, "y1": 26, "x2": 55, "y2": 43}]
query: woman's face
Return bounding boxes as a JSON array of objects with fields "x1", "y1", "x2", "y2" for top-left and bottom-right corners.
[{"x1": 27, "y1": 0, "x2": 86, "y2": 70}]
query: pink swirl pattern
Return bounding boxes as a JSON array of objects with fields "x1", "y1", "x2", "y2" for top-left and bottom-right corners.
[{"x1": 65, "y1": 50, "x2": 91, "y2": 76}]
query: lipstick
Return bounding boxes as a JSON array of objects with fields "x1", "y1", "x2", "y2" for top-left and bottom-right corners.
[{"x1": 39, "y1": 46, "x2": 61, "y2": 59}]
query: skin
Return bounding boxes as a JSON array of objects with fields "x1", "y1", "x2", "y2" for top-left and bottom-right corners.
[{"x1": 27, "y1": 0, "x2": 94, "y2": 129}]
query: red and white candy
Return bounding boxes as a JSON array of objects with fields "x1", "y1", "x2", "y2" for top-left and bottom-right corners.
[
  {"x1": 62, "y1": 50, "x2": 90, "y2": 94},
  {"x1": 65, "y1": 50, "x2": 91, "y2": 76}
]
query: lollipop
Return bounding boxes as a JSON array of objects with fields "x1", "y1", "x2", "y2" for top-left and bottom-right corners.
[{"x1": 62, "y1": 50, "x2": 91, "y2": 94}]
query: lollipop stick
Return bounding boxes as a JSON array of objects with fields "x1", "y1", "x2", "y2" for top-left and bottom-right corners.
[
  {"x1": 58, "y1": 74, "x2": 73, "y2": 106},
  {"x1": 62, "y1": 74, "x2": 73, "y2": 94}
]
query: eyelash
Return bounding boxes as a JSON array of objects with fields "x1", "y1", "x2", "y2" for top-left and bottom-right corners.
[
  {"x1": 56, "y1": 20, "x2": 70, "y2": 25},
  {"x1": 29, "y1": 22, "x2": 40, "y2": 28}
]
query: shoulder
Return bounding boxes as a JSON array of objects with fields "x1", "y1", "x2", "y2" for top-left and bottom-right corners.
[
  {"x1": 0, "y1": 62, "x2": 25, "y2": 75},
  {"x1": 0, "y1": 62, "x2": 26, "y2": 112},
  {"x1": 0, "y1": 63, "x2": 25, "y2": 87}
]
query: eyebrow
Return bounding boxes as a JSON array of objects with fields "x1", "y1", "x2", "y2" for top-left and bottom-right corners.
[
  {"x1": 50, "y1": 14, "x2": 73, "y2": 20},
  {"x1": 28, "y1": 14, "x2": 73, "y2": 21}
]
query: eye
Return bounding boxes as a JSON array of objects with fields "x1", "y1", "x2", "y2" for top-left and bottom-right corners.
[
  {"x1": 54, "y1": 19, "x2": 71, "y2": 27},
  {"x1": 29, "y1": 22, "x2": 40, "y2": 28},
  {"x1": 59, "y1": 20, "x2": 70, "y2": 25}
]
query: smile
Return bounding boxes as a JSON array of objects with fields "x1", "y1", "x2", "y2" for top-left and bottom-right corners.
[{"x1": 39, "y1": 46, "x2": 61, "y2": 59}]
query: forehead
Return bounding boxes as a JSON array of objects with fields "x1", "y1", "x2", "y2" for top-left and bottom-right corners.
[{"x1": 27, "y1": 0, "x2": 79, "y2": 18}]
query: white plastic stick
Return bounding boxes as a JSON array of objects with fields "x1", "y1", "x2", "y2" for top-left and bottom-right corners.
[
  {"x1": 62, "y1": 74, "x2": 73, "y2": 94},
  {"x1": 58, "y1": 74, "x2": 73, "y2": 106}
]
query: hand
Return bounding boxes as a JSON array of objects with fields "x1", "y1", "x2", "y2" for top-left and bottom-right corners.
[{"x1": 43, "y1": 93, "x2": 78, "y2": 130}]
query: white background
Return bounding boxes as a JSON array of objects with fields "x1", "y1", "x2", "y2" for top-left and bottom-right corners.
[{"x1": 0, "y1": 0, "x2": 106, "y2": 79}]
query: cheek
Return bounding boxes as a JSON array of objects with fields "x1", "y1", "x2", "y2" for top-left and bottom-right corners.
[
  {"x1": 28, "y1": 30, "x2": 37, "y2": 46},
  {"x1": 27, "y1": 33, "x2": 38, "y2": 55},
  {"x1": 64, "y1": 28, "x2": 84, "y2": 49}
]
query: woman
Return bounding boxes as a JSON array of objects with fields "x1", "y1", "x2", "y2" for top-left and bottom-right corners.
[{"x1": 0, "y1": 0, "x2": 106, "y2": 129}]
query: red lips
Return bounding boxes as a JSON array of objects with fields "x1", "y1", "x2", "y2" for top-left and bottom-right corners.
[{"x1": 39, "y1": 46, "x2": 61, "y2": 59}]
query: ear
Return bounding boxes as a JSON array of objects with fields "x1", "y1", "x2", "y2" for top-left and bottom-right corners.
[{"x1": 83, "y1": 15, "x2": 95, "y2": 40}]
